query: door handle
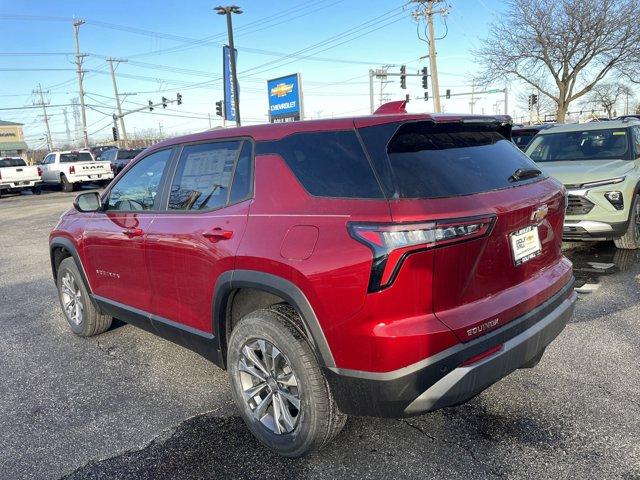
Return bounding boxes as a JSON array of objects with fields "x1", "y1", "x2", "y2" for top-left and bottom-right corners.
[
  {"x1": 122, "y1": 228, "x2": 144, "y2": 238},
  {"x1": 202, "y1": 227, "x2": 233, "y2": 241}
]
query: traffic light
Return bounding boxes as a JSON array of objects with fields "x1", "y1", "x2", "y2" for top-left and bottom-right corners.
[
  {"x1": 176, "y1": 93, "x2": 182, "y2": 105},
  {"x1": 421, "y1": 67, "x2": 429, "y2": 89},
  {"x1": 446, "y1": 89, "x2": 451, "y2": 99},
  {"x1": 532, "y1": 94, "x2": 538, "y2": 106},
  {"x1": 148, "y1": 100, "x2": 154, "y2": 111},
  {"x1": 215, "y1": 100, "x2": 223, "y2": 117},
  {"x1": 162, "y1": 96, "x2": 168, "y2": 108},
  {"x1": 424, "y1": 91, "x2": 429, "y2": 101},
  {"x1": 112, "y1": 127, "x2": 118, "y2": 141},
  {"x1": 405, "y1": 93, "x2": 410, "y2": 103},
  {"x1": 400, "y1": 65, "x2": 406, "y2": 90}
]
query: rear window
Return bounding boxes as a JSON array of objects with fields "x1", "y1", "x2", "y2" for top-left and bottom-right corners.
[
  {"x1": 526, "y1": 128, "x2": 632, "y2": 161},
  {"x1": 0, "y1": 158, "x2": 27, "y2": 167},
  {"x1": 60, "y1": 152, "x2": 94, "y2": 163},
  {"x1": 257, "y1": 131, "x2": 383, "y2": 199},
  {"x1": 117, "y1": 149, "x2": 143, "y2": 160},
  {"x1": 359, "y1": 121, "x2": 542, "y2": 199}
]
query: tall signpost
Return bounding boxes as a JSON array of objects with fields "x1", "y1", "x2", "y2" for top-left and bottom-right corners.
[
  {"x1": 216, "y1": 5, "x2": 242, "y2": 127},
  {"x1": 267, "y1": 73, "x2": 304, "y2": 123}
]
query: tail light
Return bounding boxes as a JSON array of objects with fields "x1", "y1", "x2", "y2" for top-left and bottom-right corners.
[
  {"x1": 69, "y1": 165, "x2": 75, "y2": 174},
  {"x1": 349, "y1": 214, "x2": 496, "y2": 292},
  {"x1": 37, "y1": 167, "x2": 43, "y2": 177}
]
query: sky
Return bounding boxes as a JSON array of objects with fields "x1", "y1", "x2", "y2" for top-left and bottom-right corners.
[{"x1": 0, "y1": 0, "x2": 512, "y2": 148}]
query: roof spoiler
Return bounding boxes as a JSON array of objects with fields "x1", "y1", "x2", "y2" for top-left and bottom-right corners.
[{"x1": 374, "y1": 100, "x2": 407, "y2": 115}]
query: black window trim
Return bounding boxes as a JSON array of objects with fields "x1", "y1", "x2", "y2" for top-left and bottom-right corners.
[
  {"x1": 255, "y1": 128, "x2": 387, "y2": 201},
  {"x1": 100, "y1": 146, "x2": 178, "y2": 213},
  {"x1": 156, "y1": 135, "x2": 255, "y2": 214}
]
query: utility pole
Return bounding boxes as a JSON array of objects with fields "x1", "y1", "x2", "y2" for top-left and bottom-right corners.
[
  {"x1": 215, "y1": 6, "x2": 242, "y2": 127},
  {"x1": 33, "y1": 83, "x2": 53, "y2": 151},
  {"x1": 369, "y1": 69, "x2": 375, "y2": 113},
  {"x1": 107, "y1": 58, "x2": 128, "y2": 148},
  {"x1": 503, "y1": 87, "x2": 508, "y2": 115},
  {"x1": 412, "y1": 0, "x2": 447, "y2": 113},
  {"x1": 72, "y1": 19, "x2": 89, "y2": 148},
  {"x1": 71, "y1": 97, "x2": 81, "y2": 146},
  {"x1": 62, "y1": 108, "x2": 71, "y2": 146}
]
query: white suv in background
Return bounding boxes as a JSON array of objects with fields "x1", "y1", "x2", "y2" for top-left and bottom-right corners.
[{"x1": 40, "y1": 150, "x2": 113, "y2": 192}]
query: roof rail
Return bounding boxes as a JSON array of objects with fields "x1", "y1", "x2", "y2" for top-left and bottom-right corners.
[{"x1": 374, "y1": 100, "x2": 407, "y2": 115}]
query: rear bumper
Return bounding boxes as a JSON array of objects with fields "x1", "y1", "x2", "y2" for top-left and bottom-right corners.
[
  {"x1": 0, "y1": 179, "x2": 41, "y2": 189},
  {"x1": 70, "y1": 173, "x2": 113, "y2": 183},
  {"x1": 324, "y1": 278, "x2": 576, "y2": 418},
  {"x1": 563, "y1": 220, "x2": 628, "y2": 240}
]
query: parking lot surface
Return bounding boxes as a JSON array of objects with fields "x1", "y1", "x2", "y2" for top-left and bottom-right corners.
[{"x1": 1, "y1": 189, "x2": 639, "y2": 479}]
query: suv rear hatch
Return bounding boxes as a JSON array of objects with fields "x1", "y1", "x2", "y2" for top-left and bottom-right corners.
[{"x1": 356, "y1": 118, "x2": 572, "y2": 342}]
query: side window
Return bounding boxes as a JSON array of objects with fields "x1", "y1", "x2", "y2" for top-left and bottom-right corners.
[
  {"x1": 106, "y1": 149, "x2": 172, "y2": 211},
  {"x1": 260, "y1": 130, "x2": 384, "y2": 199},
  {"x1": 633, "y1": 127, "x2": 640, "y2": 158},
  {"x1": 229, "y1": 141, "x2": 253, "y2": 204},
  {"x1": 168, "y1": 141, "x2": 241, "y2": 211}
]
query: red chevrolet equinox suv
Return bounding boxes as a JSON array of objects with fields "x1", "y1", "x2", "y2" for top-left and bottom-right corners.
[{"x1": 49, "y1": 102, "x2": 576, "y2": 457}]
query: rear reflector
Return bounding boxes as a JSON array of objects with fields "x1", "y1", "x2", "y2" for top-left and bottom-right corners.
[
  {"x1": 461, "y1": 344, "x2": 503, "y2": 367},
  {"x1": 349, "y1": 214, "x2": 496, "y2": 292}
]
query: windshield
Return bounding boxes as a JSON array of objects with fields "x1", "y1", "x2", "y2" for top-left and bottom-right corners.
[
  {"x1": 526, "y1": 129, "x2": 631, "y2": 162},
  {"x1": 512, "y1": 132, "x2": 536, "y2": 149},
  {"x1": 0, "y1": 158, "x2": 27, "y2": 167},
  {"x1": 60, "y1": 152, "x2": 94, "y2": 163}
]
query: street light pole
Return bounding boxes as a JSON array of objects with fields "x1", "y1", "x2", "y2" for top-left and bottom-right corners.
[{"x1": 215, "y1": 5, "x2": 242, "y2": 127}]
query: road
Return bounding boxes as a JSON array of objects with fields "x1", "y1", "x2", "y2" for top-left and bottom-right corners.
[{"x1": 1, "y1": 189, "x2": 639, "y2": 480}]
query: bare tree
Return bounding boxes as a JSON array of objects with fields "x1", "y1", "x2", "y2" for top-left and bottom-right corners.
[
  {"x1": 582, "y1": 83, "x2": 634, "y2": 117},
  {"x1": 475, "y1": 0, "x2": 640, "y2": 122}
]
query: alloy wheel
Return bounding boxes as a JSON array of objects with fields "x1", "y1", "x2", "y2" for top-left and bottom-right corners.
[
  {"x1": 237, "y1": 338, "x2": 301, "y2": 435},
  {"x1": 61, "y1": 272, "x2": 83, "y2": 326}
]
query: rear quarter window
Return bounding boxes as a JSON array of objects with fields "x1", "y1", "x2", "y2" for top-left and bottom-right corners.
[
  {"x1": 359, "y1": 121, "x2": 543, "y2": 199},
  {"x1": 257, "y1": 130, "x2": 383, "y2": 199}
]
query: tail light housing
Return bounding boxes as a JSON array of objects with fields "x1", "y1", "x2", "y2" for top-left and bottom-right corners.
[
  {"x1": 69, "y1": 165, "x2": 75, "y2": 174},
  {"x1": 349, "y1": 214, "x2": 496, "y2": 292},
  {"x1": 37, "y1": 167, "x2": 43, "y2": 177}
]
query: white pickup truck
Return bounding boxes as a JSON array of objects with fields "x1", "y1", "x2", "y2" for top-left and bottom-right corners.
[
  {"x1": 40, "y1": 150, "x2": 114, "y2": 192},
  {"x1": 0, "y1": 157, "x2": 42, "y2": 197}
]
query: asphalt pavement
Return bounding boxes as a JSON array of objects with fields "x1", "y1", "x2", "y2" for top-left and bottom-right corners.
[{"x1": 0, "y1": 189, "x2": 639, "y2": 479}]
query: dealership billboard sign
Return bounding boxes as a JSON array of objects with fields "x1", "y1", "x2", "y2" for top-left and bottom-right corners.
[
  {"x1": 222, "y1": 45, "x2": 238, "y2": 122},
  {"x1": 267, "y1": 73, "x2": 303, "y2": 123}
]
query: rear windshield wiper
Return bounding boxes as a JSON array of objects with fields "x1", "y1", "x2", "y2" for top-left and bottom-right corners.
[{"x1": 509, "y1": 168, "x2": 542, "y2": 182}]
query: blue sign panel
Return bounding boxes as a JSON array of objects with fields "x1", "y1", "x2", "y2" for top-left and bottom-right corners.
[
  {"x1": 223, "y1": 45, "x2": 237, "y2": 122},
  {"x1": 267, "y1": 73, "x2": 303, "y2": 122}
]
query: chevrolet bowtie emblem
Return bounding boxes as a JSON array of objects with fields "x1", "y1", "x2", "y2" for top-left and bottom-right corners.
[
  {"x1": 270, "y1": 83, "x2": 294, "y2": 98},
  {"x1": 531, "y1": 204, "x2": 549, "y2": 223}
]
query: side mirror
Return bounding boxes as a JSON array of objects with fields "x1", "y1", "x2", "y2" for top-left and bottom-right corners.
[{"x1": 73, "y1": 192, "x2": 103, "y2": 212}]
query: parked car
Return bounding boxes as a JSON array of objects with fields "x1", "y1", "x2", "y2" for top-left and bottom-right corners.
[
  {"x1": 0, "y1": 157, "x2": 42, "y2": 197},
  {"x1": 511, "y1": 124, "x2": 555, "y2": 151},
  {"x1": 99, "y1": 147, "x2": 145, "y2": 175},
  {"x1": 40, "y1": 150, "x2": 113, "y2": 192},
  {"x1": 526, "y1": 119, "x2": 640, "y2": 248},
  {"x1": 49, "y1": 105, "x2": 576, "y2": 457},
  {"x1": 89, "y1": 145, "x2": 116, "y2": 160}
]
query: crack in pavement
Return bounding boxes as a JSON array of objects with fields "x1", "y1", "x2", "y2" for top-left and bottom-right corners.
[
  {"x1": 400, "y1": 419, "x2": 506, "y2": 479},
  {"x1": 60, "y1": 407, "x2": 226, "y2": 479}
]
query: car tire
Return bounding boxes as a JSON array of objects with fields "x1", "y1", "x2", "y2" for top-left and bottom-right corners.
[
  {"x1": 614, "y1": 193, "x2": 640, "y2": 250},
  {"x1": 227, "y1": 306, "x2": 346, "y2": 457},
  {"x1": 56, "y1": 257, "x2": 112, "y2": 337},
  {"x1": 61, "y1": 174, "x2": 74, "y2": 193},
  {"x1": 31, "y1": 185, "x2": 42, "y2": 195}
]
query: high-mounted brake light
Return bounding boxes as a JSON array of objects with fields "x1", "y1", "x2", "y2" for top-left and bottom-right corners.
[{"x1": 349, "y1": 215, "x2": 496, "y2": 292}]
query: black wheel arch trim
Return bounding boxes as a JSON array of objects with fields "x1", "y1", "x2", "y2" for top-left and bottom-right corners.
[
  {"x1": 213, "y1": 269, "x2": 336, "y2": 368},
  {"x1": 49, "y1": 236, "x2": 99, "y2": 309}
]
